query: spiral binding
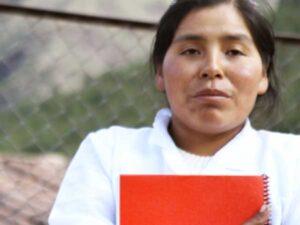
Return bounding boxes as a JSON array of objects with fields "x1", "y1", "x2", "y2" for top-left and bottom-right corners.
[{"x1": 262, "y1": 174, "x2": 271, "y2": 225}]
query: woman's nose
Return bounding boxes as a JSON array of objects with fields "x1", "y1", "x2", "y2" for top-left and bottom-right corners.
[{"x1": 200, "y1": 52, "x2": 223, "y2": 79}]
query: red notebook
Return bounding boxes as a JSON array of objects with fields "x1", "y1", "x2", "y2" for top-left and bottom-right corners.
[{"x1": 120, "y1": 175, "x2": 269, "y2": 225}]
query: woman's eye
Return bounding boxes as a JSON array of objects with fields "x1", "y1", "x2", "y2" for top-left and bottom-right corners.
[
  {"x1": 226, "y1": 49, "x2": 244, "y2": 56},
  {"x1": 181, "y1": 49, "x2": 201, "y2": 56}
]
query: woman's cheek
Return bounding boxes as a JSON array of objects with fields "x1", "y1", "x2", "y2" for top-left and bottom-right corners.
[
  {"x1": 164, "y1": 53, "x2": 198, "y2": 78},
  {"x1": 162, "y1": 55, "x2": 179, "y2": 77},
  {"x1": 230, "y1": 63, "x2": 262, "y2": 89}
]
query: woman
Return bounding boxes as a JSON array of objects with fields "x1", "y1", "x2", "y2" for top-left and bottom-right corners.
[{"x1": 49, "y1": 0, "x2": 300, "y2": 224}]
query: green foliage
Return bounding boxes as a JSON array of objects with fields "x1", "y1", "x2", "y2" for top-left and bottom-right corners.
[
  {"x1": 1, "y1": 3, "x2": 300, "y2": 156},
  {"x1": 262, "y1": 2, "x2": 300, "y2": 133},
  {"x1": 270, "y1": 43, "x2": 300, "y2": 133},
  {"x1": 274, "y1": 2, "x2": 300, "y2": 33},
  {"x1": 0, "y1": 63, "x2": 165, "y2": 156}
]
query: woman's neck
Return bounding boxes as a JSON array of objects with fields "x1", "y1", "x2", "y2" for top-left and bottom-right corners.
[{"x1": 169, "y1": 121, "x2": 244, "y2": 156}]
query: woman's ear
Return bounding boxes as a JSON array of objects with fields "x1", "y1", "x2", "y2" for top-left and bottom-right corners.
[
  {"x1": 155, "y1": 65, "x2": 165, "y2": 92},
  {"x1": 258, "y1": 69, "x2": 269, "y2": 95}
]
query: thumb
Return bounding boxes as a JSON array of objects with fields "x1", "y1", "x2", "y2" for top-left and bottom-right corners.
[{"x1": 242, "y1": 205, "x2": 270, "y2": 225}]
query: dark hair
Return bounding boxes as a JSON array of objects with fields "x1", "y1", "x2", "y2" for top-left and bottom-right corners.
[{"x1": 150, "y1": 0, "x2": 280, "y2": 127}]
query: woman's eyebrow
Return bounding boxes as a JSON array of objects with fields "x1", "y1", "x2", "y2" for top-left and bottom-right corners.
[
  {"x1": 173, "y1": 33, "x2": 253, "y2": 43},
  {"x1": 173, "y1": 34, "x2": 206, "y2": 43},
  {"x1": 222, "y1": 34, "x2": 253, "y2": 43}
]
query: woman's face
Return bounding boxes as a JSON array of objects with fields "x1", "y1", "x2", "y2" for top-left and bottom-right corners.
[{"x1": 155, "y1": 3, "x2": 268, "y2": 136}]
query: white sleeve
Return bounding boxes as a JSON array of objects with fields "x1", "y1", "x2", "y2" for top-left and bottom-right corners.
[
  {"x1": 282, "y1": 150, "x2": 300, "y2": 224},
  {"x1": 48, "y1": 131, "x2": 116, "y2": 225}
]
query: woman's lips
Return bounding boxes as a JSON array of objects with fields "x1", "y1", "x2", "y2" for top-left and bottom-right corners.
[
  {"x1": 192, "y1": 89, "x2": 231, "y2": 103},
  {"x1": 193, "y1": 89, "x2": 230, "y2": 98}
]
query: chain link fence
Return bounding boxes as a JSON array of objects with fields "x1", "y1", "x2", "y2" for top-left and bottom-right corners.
[{"x1": 0, "y1": 3, "x2": 300, "y2": 225}]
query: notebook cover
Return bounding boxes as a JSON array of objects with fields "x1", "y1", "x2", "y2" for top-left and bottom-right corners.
[{"x1": 120, "y1": 175, "x2": 268, "y2": 225}]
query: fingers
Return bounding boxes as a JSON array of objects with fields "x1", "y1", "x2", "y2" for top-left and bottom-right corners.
[{"x1": 242, "y1": 205, "x2": 270, "y2": 225}]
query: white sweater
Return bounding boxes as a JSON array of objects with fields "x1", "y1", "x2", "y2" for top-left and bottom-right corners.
[{"x1": 49, "y1": 108, "x2": 300, "y2": 225}]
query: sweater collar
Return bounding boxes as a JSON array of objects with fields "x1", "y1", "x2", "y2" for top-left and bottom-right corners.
[{"x1": 149, "y1": 108, "x2": 263, "y2": 175}]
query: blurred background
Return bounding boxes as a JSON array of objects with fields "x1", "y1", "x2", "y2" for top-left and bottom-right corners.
[{"x1": 0, "y1": 0, "x2": 299, "y2": 224}]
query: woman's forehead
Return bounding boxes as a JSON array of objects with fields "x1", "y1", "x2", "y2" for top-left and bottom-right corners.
[{"x1": 174, "y1": 3, "x2": 251, "y2": 38}]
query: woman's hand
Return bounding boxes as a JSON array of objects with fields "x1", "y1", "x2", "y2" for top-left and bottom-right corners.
[{"x1": 242, "y1": 205, "x2": 270, "y2": 225}]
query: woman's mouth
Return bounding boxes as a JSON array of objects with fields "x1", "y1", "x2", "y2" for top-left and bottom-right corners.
[{"x1": 193, "y1": 89, "x2": 230, "y2": 98}]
